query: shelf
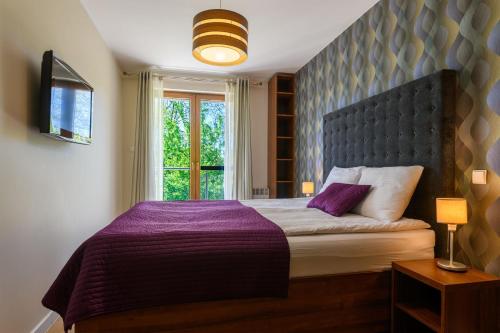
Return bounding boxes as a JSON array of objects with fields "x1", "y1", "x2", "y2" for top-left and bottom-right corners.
[
  {"x1": 277, "y1": 116, "x2": 294, "y2": 138},
  {"x1": 277, "y1": 76, "x2": 294, "y2": 93},
  {"x1": 277, "y1": 159, "x2": 294, "y2": 182},
  {"x1": 396, "y1": 302, "x2": 441, "y2": 333},
  {"x1": 270, "y1": 73, "x2": 295, "y2": 199},
  {"x1": 277, "y1": 144, "x2": 293, "y2": 159},
  {"x1": 277, "y1": 95, "x2": 294, "y2": 115},
  {"x1": 276, "y1": 182, "x2": 294, "y2": 198}
]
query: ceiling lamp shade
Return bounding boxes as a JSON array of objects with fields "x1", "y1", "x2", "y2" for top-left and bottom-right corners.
[{"x1": 192, "y1": 9, "x2": 248, "y2": 66}]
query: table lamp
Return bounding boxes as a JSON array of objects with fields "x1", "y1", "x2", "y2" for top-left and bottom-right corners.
[
  {"x1": 302, "y1": 182, "x2": 314, "y2": 197},
  {"x1": 436, "y1": 198, "x2": 468, "y2": 272}
]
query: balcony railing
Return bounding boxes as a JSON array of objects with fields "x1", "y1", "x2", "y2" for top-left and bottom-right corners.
[{"x1": 163, "y1": 166, "x2": 224, "y2": 201}]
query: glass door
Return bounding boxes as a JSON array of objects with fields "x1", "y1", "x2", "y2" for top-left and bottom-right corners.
[
  {"x1": 163, "y1": 92, "x2": 194, "y2": 200},
  {"x1": 199, "y1": 95, "x2": 225, "y2": 199},
  {"x1": 163, "y1": 92, "x2": 225, "y2": 200}
]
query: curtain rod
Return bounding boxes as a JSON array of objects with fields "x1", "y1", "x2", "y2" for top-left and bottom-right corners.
[{"x1": 122, "y1": 71, "x2": 263, "y2": 86}]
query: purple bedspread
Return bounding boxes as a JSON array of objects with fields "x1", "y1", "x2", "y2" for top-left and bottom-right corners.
[{"x1": 42, "y1": 200, "x2": 290, "y2": 331}]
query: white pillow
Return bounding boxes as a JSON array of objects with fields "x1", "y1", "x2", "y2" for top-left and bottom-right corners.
[
  {"x1": 319, "y1": 166, "x2": 365, "y2": 193},
  {"x1": 352, "y1": 166, "x2": 424, "y2": 222}
]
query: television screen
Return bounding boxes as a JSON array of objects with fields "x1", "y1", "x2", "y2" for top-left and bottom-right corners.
[{"x1": 40, "y1": 50, "x2": 93, "y2": 144}]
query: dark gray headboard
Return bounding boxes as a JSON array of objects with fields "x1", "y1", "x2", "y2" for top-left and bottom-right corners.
[{"x1": 323, "y1": 70, "x2": 456, "y2": 256}]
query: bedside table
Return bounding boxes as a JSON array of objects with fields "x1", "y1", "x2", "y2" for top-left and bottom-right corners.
[{"x1": 392, "y1": 259, "x2": 499, "y2": 333}]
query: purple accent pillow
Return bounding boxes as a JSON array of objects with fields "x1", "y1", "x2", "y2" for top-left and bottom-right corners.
[{"x1": 307, "y1": 183, "x2": 371, "y2": 217}]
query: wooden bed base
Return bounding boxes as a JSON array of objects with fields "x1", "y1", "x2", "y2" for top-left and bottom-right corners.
[{"x1": 75, "y1": 271, "x2": 391, "y2": 333}]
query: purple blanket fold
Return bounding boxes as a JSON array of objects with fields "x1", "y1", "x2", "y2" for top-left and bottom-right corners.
[{"x1": 42, "y1": 200, "x2": 290, "y2": 331}]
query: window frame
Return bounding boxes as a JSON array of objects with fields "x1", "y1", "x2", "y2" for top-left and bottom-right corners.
[{"x1": 163, "y1": 91, "x2": 225, "y2": 200}]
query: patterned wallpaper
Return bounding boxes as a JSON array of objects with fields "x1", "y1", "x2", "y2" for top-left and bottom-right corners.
[{"x1": 295, "y1": 0, "x2": 499, "y2": 274}]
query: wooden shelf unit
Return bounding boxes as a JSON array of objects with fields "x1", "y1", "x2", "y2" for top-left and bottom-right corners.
[
  {"x1": 392, "y1": 259, "x2": 500, "y2": 333},
  {"x1": 268, "y1": 73, "x2": 295, "y2": 198},
  {"x1": 395, "y1": 302, "x2": 441, "y2": 332}
]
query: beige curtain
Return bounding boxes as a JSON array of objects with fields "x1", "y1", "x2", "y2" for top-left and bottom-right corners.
[
  {"x1": 130, "y1": 72, "x2": 164, "y2": 206},
  {"x1": 224, "y1": 78, "x2": 252, "y2": 199}
]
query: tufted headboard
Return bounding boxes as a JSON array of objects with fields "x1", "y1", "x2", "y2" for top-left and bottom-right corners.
[{"x1": 323, "y1": 70, "x2": 456, "y2": 256}]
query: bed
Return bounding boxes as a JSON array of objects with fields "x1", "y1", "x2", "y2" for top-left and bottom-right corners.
[
  {"x1": 244, "y1": 198, "x2": 435, "y2": 278},
  {"x1": 47, "y1": 70, "x2": 457, "y2": 333}
]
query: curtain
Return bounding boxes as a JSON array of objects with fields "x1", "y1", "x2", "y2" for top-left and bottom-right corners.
[
  {"x1": 130, "y1": 72, "x2": 164, "y2": 206},
  {"x1": 224, "y1": 78, "x2": 253, "y2": 199}
]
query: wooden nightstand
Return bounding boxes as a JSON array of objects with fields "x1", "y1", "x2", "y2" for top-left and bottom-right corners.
[{"x1": 392, "y1": 259, "x2": 499, "y2": 333}]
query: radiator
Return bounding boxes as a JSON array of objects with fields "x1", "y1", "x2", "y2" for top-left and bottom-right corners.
[{"x1": 252, "y1": 187, "x2": 269, "y2": 199}]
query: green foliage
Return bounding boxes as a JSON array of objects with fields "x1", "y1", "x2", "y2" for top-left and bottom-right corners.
[
  {"x1": 200, "y1": 101, "x2": 224, "y2": 200},
  {"x1": 163, "y1": 98, "x2": 225, "y2": 201},
  {"x1": 200, "y1": 101, "x2": 224, "y2": 167}
]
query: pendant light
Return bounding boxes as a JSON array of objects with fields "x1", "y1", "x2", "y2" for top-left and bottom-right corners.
[{"x1": 192, "y1": 0, "x2": 248, "y2": 66}]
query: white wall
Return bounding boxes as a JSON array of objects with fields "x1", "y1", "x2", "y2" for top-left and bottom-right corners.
[
  {"x1": 0, "y1": 1, "x2": 123, "y2": 332},
  {"x1": 121, "y1": 77, "x2": 268, "y2": 202},
  {"x1": 249, "y1": 83, "x2": 268, "y2": 188}
]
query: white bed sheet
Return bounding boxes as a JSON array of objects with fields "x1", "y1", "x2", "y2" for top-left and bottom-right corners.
[
  {"x1": 242, "y1": 198, "x2": 431, "y2": 236},
  {"x1": 287, "y1": 229, "x2": 434, "y2": 277},
  {"x1": 241, "y1": 198, "x2": 435, "y2": 277}
]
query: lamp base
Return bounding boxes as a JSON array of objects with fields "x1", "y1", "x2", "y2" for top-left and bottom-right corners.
[{"x1": 436, "y1": 259, "x2": 467, "y2": 272}]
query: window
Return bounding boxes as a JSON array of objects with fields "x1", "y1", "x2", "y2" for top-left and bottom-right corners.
[{"x1": 163, "y1": 92, "x2": 225, "y2": 200}]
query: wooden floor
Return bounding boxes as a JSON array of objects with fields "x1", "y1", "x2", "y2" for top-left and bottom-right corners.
[{"x1": 47, "y1": 318, "x2": 73, "y2": 333}]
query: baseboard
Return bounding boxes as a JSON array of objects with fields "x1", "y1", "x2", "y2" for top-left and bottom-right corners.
[{"x1": 31, "y1": 311, "x2": 59, "y2": 333}]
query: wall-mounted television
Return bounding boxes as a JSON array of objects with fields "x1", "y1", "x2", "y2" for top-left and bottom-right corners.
[{"x1": 40, "y1": 50, "x2": 94, "y2": 144}]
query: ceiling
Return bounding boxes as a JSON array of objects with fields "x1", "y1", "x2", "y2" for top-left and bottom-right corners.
[{"x1": 81, "y1": 0, "x2": 378, "y2": 79}]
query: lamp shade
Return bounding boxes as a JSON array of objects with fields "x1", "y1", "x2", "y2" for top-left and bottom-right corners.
[
  {"x1": 192, "y1": 9, "x2": 248, "y2": 66},
  {"x1": 302, "y1": 182, "x2": 314, "y2": 195},
  {"x1": 436, "y1": 198, "x2": 467, "y2": 224}
]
